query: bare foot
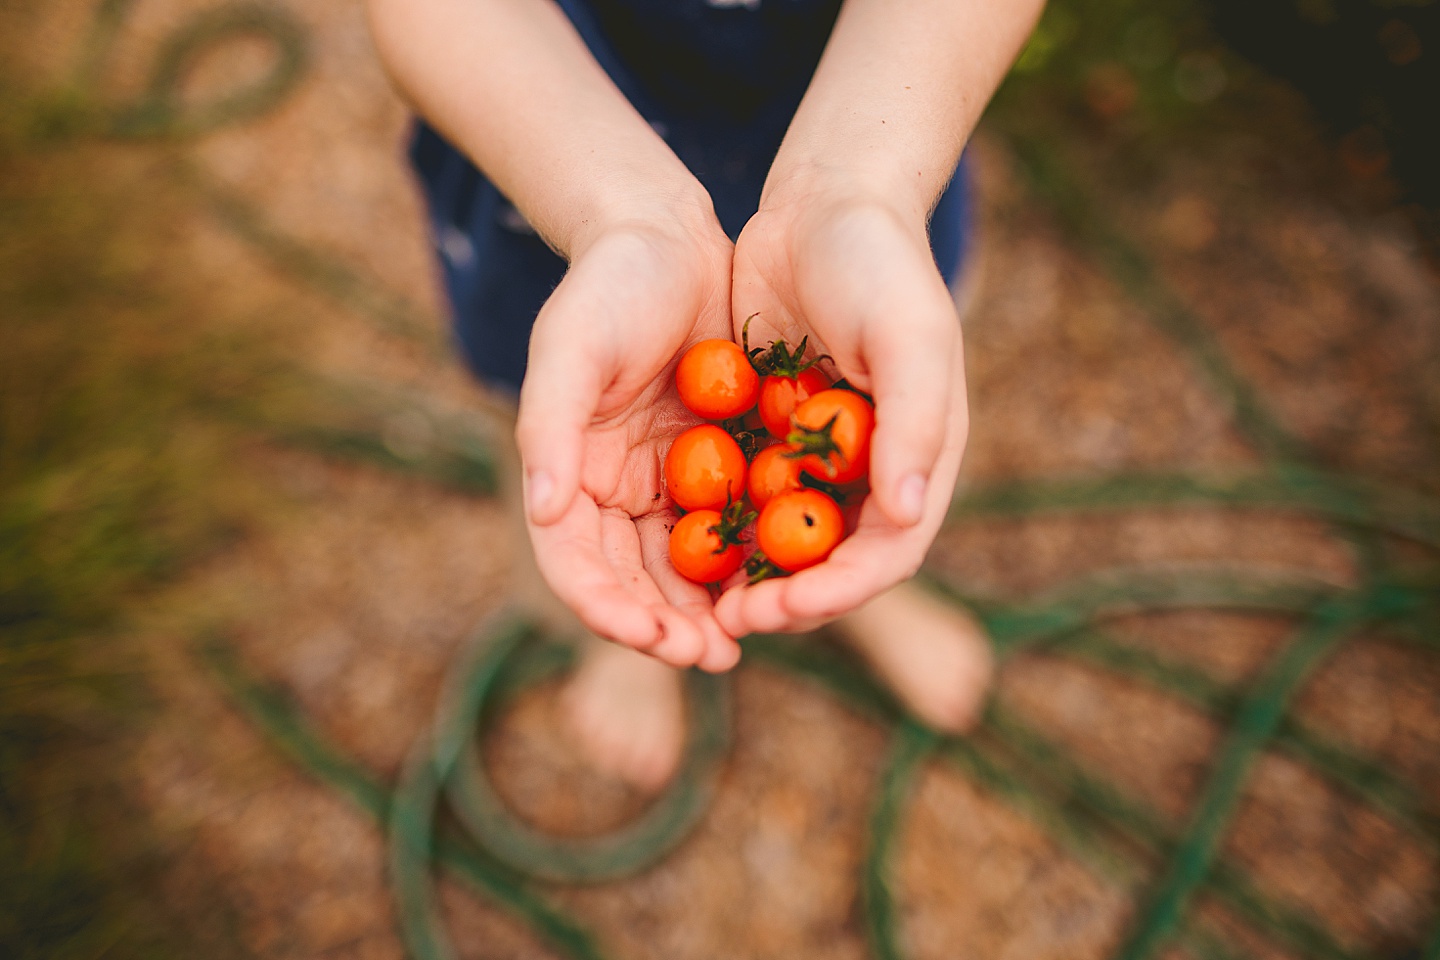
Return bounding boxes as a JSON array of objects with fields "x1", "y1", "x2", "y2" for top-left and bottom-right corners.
[
  {"x1": 560, "y1": 638, "x2": 687, "y2": 792},
  {"x1": 833, "y1": 581, "x2": 995, "y2": 733}
]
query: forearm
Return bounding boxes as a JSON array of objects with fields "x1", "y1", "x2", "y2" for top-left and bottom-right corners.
[
  {"x1": 367, "y1": 0, "x2": 715, "y2": 258},
  {"x1": 763, "y1": 0, "x2": 1045, "y2": 219}
]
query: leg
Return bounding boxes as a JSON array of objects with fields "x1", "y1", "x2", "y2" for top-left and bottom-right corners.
[
  {"x1": 832, "y1": 580, "x2": 994, "y2": 733},
  {"x1": 561, "y1": 634, "x2": 686, "y2": 791}
]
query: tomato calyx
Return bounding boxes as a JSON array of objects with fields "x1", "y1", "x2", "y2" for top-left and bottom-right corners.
[
  {"x1": 742, "y1": 313, "x2": 830, "y2": 378},
  {"x1": 784, "y1": 411, "x2": 850, "y2": 479},
  {"x1": 744, "y1": 550, "x2": 786, "y2": 584},
  {"x1": 708, "y1": 498, "x2": 756, "y2": 554},
  {"x1": 721, "y1": 417, "x2": 765, "y2": 460}
]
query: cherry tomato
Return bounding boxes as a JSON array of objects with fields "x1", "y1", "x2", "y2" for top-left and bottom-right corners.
[
  {"x1": 788, "y1": 389, "x2": 874, "y2": 485},
  {"x1": 756, "y1": 489, "x2": 844, "y2": 573},
  {"x1": 746, "y1": 443, "x2": 804, "y2": 509},
  {"x1": 669, "y1": 509, "x2": 744, "y2": 583},
  {"x1": 664, "y1": 424, "x2": 747, "y2": 511},
  {"x1": 758, "y1": 367, "x2": 830, "y2": 439},
  {"x1": 676, "y1": 339, "x2": 760, "y2": 420}
]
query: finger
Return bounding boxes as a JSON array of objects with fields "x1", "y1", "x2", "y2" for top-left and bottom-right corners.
[
  {"x1": 863, "y1": 294, "x2": 961, "y2": 528},
  {"x1": 714, "y1": 522, "x2": 920, "y2": 636},
  {"x1": 634, "y1": 513, "x2": 741, "y2": 669},
  {"x1": 696, "y1": 634, "x2": 742, "y2": 673},
  {"x1": 647, "y1": 606, "x2": 706, "y2": 667},
  {"x1": 714, "y1": 579, "x2": 783, "y2": 637},
  {"x1": 516, "y1": 299, "x2": 607, "y2": 526},
  {"x1": 714, "y1": 578, "x2": 829, "y2": 637},
  {"x1": 777, "y1": 521, "x2": 928, "y2": 624},
  {"x1": 527, "y1": 492, "x2": 662, "y2": 649},
  {"x1": 596, "y1": 510, "x2": 711, "y2": 668}
]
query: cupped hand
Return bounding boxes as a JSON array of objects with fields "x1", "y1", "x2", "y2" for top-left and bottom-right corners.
[
  {"x1": 716, "y1": 187, "x2": 970, "y2": 637},
  {"x1": 516, "y1": 217, "x2": 742, "y2": 672}
]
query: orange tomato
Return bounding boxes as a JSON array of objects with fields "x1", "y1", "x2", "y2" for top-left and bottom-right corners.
[
  {"x1": 664, "y1": 424, "x2": 747, "y2": 511},
  {"x1": 746, "y1": 443, "x2": 804, "y2": 509},
  {"x1": 788, "y1": 389, "x2": 873, "y2": 485},
  {"x1": 756, "y1": 489, "x2": 844, "y2": 573},
  {"x1": 757, "y1": 367, "x2": 830, "y2": 439},
  {"x1": 675, "y1": 339, "x2": 760, "y2": 420},
  {"x1": 669, "y1": 509, "x2": 744, "y2": 583}
]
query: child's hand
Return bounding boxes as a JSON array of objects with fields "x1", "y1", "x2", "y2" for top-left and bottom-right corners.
[
  {"x1": 715, "y1": 185, "x2": 969, "y2": 637},
  {"x1": 516, "y1": 216, "x2": 742, "y2": 672}
]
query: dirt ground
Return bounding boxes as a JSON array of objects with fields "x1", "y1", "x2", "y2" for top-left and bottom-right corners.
[{"x1": 5, "y1": 1, "x2": 1439, "y2": 959}]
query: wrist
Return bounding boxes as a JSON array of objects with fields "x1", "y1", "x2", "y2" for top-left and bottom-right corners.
[
  {"x1": 559, "y1": 172, "x2": 723, "y2": 263},
  {"x1": 755, "y1": 161, "x2": 937, "y2": 263},
  {"x1": 758, "y1": 158, "x2": 934, "y2": 235}
]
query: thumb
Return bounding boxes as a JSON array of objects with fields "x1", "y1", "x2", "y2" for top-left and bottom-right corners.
[
  {"x1": 864, "y1": 296, "x2": 958, "y2": 528},
  {"x1": 515, "y1": 307, "x2": 607, "y2": 527}
]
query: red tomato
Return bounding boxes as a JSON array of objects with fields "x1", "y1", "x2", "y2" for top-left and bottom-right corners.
[
  {"x1": 664, "y1": 424, "x2": 747, "y2": 511},
  {"x1": 788, "y1": 389, "x2": 874, "y2": 485},
  {"x1": 758, "y1": 367, "x2": 830, "y2": 439},
  {"x1": 675, "y1": 339, "x2": 760, "y2": 420},
  {"x1": 756, "y1": 489, "x2": 844, "y2": 573},
  {"x1": 746, "y1": 443, "x2": 804, "y2": 509},
  {"x1": 669, "y1": 510, "x2": 744, "y2": 583}
]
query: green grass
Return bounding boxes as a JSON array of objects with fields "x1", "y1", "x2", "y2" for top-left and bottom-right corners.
[{"x1": 0, "y1": 70, "x2": 268, "y2": 957}]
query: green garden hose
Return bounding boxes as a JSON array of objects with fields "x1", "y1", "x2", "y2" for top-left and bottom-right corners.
[{"x1": 71, "y1": 2, "x2": 1439, "y2": 956}]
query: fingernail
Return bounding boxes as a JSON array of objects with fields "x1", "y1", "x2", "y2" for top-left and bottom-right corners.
[
  {"x1": 526, "y1": 469, "x2": 554, "y2": 517},
  {"x1": 898, "y1": 472, "x2": 926, "y2": 524}
]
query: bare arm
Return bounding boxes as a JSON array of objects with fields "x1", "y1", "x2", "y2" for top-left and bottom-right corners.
[
  {"x1": 767, "y1": 0, "x2": 1046, "y2": 221},
  {"x1": 367, "y1": 0, "x2": 714, "y2": 257}
]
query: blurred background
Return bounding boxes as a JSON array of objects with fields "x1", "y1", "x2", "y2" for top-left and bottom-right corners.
[{"x1": 2, "y1": 1, "x2": 1438, "y2": 958}]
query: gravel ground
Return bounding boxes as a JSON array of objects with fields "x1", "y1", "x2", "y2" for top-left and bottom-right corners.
[{"x1": 7, "y1": 1, "x2": 1438, "y2": 958}]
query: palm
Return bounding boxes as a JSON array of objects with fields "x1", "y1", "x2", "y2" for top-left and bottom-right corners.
[
  {"x1": 718, "y1": 199, "x2": 969, "y2": 637},
  {"x1": 730, "y1": 211, "x2": 832, "y2": 375}
]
